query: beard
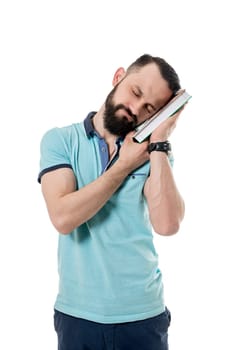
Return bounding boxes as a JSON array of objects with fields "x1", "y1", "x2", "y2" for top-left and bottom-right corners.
[{"x1": 103, "y1": 86, "x2": 138, "y2": 137}]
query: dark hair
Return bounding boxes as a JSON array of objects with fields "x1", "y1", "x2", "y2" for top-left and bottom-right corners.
[{"x1": 126, "y1": 54, "x2": 181, "y2": 95}]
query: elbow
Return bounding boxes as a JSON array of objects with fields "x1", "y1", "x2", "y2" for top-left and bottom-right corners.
[
  {"x1": 51, "y1": 213, "x2": 75, "y2": 235},
  {"x1": 151, "y1": 202, "x2": 185, "y2": 236},
  {"x1": 56, "y1": 226, "x2": 72, "y2": 236},
  {"x1": 152, "y1": 220, "x2": 181, "y2": 236},
  {"x1": 53, "y1": 218, "x2": 71, "y2": 235}
]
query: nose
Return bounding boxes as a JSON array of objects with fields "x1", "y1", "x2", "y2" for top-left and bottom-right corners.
[{"x1": 128, "y1": 100, "x2": 142, "y2": 119}]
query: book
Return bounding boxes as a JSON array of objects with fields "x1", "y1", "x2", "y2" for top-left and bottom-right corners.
[{"x1": 133, "y1": 89, "x2": 192, "y2": 143}]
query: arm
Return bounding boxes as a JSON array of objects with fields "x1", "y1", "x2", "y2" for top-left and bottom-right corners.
[
  {"x1": 143, "y1": 110, "x2": 185, "y2": 236},
  {"x1": 41, "y1": 132, "x2": 149, "y2": 234},
  {"x1": 143, "y1": 152, "x2": 185, "y2": 236}
]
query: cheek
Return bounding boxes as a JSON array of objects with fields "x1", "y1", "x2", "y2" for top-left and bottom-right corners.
[
  {"x1": 137, "y1": 115, "x2": 149, "y2": 125},
  {"x1": 114, "y1": 88, "x2": 130, "y2": 105}
]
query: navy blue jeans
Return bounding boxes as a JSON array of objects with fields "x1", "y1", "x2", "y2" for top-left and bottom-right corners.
[{"x1": 54, "y1": 308, "x2": 171, "y2": 350}]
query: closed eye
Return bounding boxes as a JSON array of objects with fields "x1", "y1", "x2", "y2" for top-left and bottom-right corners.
[
  {"x1": 132, "y1": 89, "x2": 140, "y2": 97},
  {"x1": 145, "y1": 104, "x2": 156, "y2": 115},
  {"x1": 132, "y1": 87, "x2": 157, "y2": 115}
]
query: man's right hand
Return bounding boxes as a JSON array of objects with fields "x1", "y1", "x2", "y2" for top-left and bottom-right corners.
[{"x1": 117, "y1": 131, "x2": 149, "y2": 173}]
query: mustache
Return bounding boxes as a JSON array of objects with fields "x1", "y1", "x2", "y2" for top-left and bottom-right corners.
[{"x1": 113, "y1": 104, "x2": 138, "y2": 123}]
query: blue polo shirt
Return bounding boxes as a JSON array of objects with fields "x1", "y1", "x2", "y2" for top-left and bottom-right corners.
[{"x1": 38, "y1": 112, "x2": 165, "y2": 324}]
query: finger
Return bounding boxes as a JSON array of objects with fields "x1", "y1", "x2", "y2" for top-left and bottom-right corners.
[
  {"x1": 170, "y1": 113, "x2": 180, "y2": 122},
  {"x1": 169, "y1": 109, "x2": 183, "y2": 123},
  {"x1": 127, "y1": 131, "x2": 135, "y2": 137},
  {"x1": 175, "y1": 103, "x2": 187, "y2": 116}
]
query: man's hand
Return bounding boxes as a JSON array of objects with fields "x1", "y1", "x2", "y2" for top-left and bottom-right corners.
[
  {"x1": 117, "y1": 131, "x2": 149, "y2": 173},
  {"x1": 150, "y1": 106, "x2": 184, "y2": 142}
]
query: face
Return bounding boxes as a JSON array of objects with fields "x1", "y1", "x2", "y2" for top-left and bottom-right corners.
[
  {"x1": 103, "y1": 86, "x2": 138, "y2": 137},
  {"x1": 103, "y1": 63, "x2": 173, "y2": 137}
]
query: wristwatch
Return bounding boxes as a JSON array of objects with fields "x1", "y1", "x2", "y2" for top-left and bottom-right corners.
[{"x1": 148, "y1": 141, "x2": 171, "y2": 155}]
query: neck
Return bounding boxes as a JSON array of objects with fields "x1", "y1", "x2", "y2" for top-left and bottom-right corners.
[{"x1": 92, "y1": 105, "x2": 117, "y2": 145}]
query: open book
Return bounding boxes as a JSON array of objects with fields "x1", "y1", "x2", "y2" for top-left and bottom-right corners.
[{"x1": 133, "y1": 89, "x2": 192, "y2": 143}]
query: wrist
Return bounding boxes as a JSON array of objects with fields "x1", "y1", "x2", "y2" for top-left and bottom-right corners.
[
  {"x1": 150, "y1": 138, "x2": 167, "y2": 143},
  {"x1": 114, "y1": 159, "x2": 133, "y2": 176},
  {"x1": 148, "y1": 141, "x2": 171, "y2": 155}
]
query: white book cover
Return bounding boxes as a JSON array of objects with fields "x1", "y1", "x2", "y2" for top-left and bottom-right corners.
[{"x1": 133, "y1": 89, "x2": 192, "y2": 143}]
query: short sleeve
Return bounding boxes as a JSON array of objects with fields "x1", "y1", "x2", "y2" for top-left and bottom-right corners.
[{"x1": 37, "y1": 127, "x2": 72, "y2": 183}]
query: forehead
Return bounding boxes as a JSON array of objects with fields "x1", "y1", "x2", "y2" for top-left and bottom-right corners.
[{"x1": 125, "y1": 63, "x2": 172, "y2": 103}]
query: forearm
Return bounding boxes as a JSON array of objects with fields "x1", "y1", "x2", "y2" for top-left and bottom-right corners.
[
  {"x1": 144, "y1": 152, "x2": 185, "y2": 235},
  {"x1": 42, "y1": 132, "x2": 150, "y2": 234},
  {"x1": 54, "y1": 161, "x2": 130, "y2": 234}
]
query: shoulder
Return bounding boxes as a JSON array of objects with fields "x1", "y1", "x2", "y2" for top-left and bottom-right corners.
[{"x1": 40, "y1": 122, "x2": 83, "y2": 149}]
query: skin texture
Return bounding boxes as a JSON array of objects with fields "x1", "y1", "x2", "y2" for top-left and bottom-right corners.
[{"x1": 41, "y1": 63, "x2": 185, "y2": 235}]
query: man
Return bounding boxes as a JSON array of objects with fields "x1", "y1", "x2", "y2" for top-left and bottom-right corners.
[{"x1": 38, "y1": 54, "x2": 185, "y2": 350}]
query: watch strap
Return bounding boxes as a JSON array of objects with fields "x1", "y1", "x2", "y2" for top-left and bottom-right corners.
[{"x1": 148, "y1": 141, "x2": 171, "y2": 154}]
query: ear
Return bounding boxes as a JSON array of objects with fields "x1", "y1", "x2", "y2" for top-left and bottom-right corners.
[{"x1": 112, "y1": 67, "x2": 126, "y2": 86}]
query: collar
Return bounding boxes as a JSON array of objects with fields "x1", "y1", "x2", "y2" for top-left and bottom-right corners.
[
  {"x1": 83, "y1": 111, "x2": 124, "y2": 144},
  {"x1": 84, "y1": 111, "x2": 97, "y2": 137}
]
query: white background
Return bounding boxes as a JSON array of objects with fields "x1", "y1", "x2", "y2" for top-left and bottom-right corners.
[{"x1": 0, "y1": 0, "x2": 232, "y2": 349}]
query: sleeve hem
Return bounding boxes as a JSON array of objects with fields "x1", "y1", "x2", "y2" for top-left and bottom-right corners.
[{"x1": 37, "y1": 164, "x2": 73, "y2": 183}]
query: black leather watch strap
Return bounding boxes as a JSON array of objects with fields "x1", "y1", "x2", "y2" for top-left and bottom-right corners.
[{"x1": 148, "y1": 141, "x2": 171, "y2": 154}]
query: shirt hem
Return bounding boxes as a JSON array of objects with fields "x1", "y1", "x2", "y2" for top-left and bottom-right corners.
[{"x1": 54, "y1": 303, "x2": 165, "y2": 324}]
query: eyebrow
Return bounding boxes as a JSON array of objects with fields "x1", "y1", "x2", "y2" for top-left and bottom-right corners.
[{"x1": 135, "y1": 85, "x2": 157, "y2": 111}]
